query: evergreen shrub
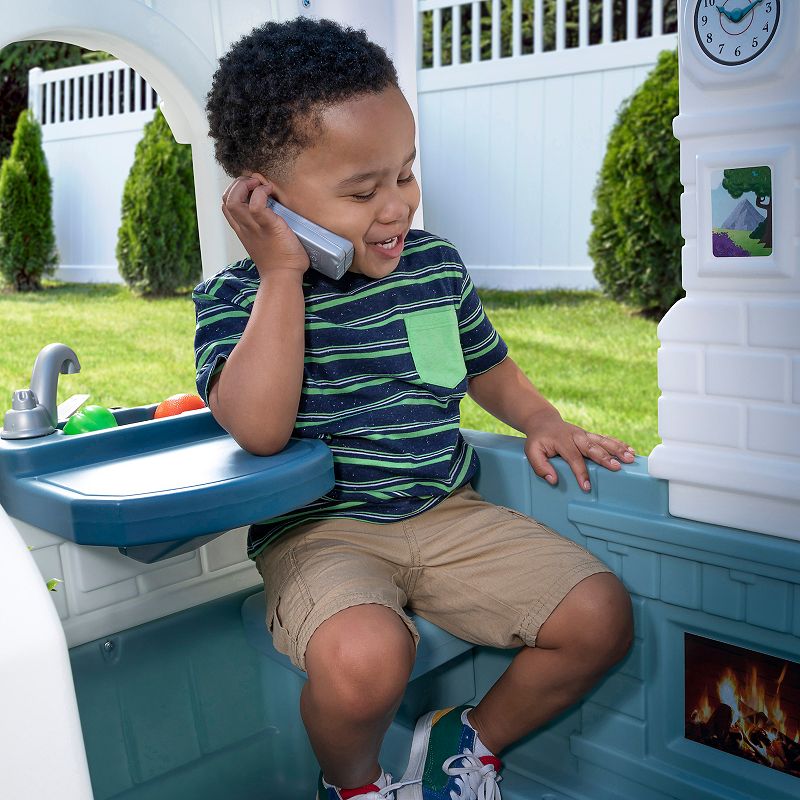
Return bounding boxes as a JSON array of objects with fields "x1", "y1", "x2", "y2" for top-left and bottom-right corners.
[
  {"x1": 588, "y1": 49, "x2": 682, "y2": 319},
  {"x1": 116, "y1": 108, "x2": 202, "y2": 296},
  {"x1": 0, "y1": 42, "x2": 106, "y2": 161},
  {"x1": 0, "y1": 109, "x2": 58, "y2": 290}
]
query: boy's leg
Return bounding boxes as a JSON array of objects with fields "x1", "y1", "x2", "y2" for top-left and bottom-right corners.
[
  {"x1": 466, "y1": 571, "x2": 632, "y2": 755},
  {"x1": 255, "y1": 517, "x2": 423, "y2": 791},
  {"x1": 397, "y1": 484, "x2": 633, "y2": 796},
  {"x1": 302, "y1": 603, "x2": 417, "y2": 789}
]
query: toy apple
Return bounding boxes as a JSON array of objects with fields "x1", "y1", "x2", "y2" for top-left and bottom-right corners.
[
  {"x1": 63, "y1": 405, "x2": 119, "y2": 435},
  {"x1": 154, "y1": 393, "x2": 206, "y2": 419}
]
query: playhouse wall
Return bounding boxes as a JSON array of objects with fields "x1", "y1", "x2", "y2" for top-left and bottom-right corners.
[
  {"x1": 466, "y1": 431, "x2": 800, "y2": 800},
  {"x1": 61, "y1": 433, "x2": 800, "y2": 800},
  {"x1": 18, "y1": 514, "x2": 263, "y2": 648}
]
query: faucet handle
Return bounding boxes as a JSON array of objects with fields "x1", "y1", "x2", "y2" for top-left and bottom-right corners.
[
  {"x1": 11, "y1": 390, "x2": 38, "y2": 411},
  {"x1": 1, "y1": 389, "x2": 56, "y2": 440}
]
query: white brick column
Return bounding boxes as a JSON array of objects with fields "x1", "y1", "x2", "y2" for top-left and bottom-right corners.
[{"x1": 649, "y1": 2, "x2": 800, "y2": 540}]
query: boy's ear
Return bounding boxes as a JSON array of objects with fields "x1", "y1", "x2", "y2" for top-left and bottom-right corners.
[{"x1": 250, "y1": 171, "x2": 286, "y2": 201}]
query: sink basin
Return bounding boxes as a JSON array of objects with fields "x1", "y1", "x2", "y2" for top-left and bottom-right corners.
[{"x1": 0, "y1": 407, "x2": 334, "y2": 561}]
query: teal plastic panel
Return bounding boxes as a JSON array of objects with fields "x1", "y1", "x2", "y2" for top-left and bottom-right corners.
[
  {"x1": 63, "y1": 431, "x2": 800, "y2": 800},
  {"x1": 70, "y1": 589, "x2": 317, "y2": 800}
]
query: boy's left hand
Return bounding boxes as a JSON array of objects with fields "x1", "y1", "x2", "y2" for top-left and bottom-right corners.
[{"x1": 523, "y1": 409, "x2": 635, "y2": 493}]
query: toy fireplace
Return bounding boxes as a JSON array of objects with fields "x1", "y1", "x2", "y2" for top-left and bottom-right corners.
[{"x1": 685, "y1": 633, "x2": 800, "y2": 778}]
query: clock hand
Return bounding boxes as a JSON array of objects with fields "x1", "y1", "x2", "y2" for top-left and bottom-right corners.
[
  {"x1": 720, "y1": 0, "x2": 764, "y2": 24},
  {"x1": 735, "y1": 0, "x2": 764, "y2": 21},
  {"x1": 716, "y1": 5, "x2": 734, "y2": 22}
]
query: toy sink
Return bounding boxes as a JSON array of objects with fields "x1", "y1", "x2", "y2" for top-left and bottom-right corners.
[{"x1": 0, "y1": 406, "x2": 334, "y2": 563}]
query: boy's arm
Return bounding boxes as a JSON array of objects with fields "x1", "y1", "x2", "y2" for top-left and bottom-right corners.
[
  {"x1": 207, "y1": 271, "x2": 305, "y2": 456},
  {"x1": 467, "y1": 356, "x2": 635, "y2": 492},
  {"x1": 208, "y1": 176, "x2": 309, "y2": 456}
]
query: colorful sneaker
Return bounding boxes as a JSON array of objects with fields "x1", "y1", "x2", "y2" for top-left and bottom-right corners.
[
  {"x1": 398, "y1": 706, "x2": 502, "y2": 799},
  {"x1": 317, "y1": 770, "x2": 421, "y2": 799}
]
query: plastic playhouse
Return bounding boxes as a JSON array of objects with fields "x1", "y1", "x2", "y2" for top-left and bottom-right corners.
[{"x1": 1, "y1": 2, "x2": 798, "y2": 800}]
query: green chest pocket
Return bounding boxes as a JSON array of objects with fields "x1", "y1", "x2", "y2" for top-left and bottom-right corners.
[{"x1": 403, "y1": 306, "x2": 467, "y2": 389}]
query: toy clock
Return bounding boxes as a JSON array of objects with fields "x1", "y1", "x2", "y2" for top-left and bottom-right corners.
[{"x1": 692, "y1": 0, "x2": 780, "y2": 66}]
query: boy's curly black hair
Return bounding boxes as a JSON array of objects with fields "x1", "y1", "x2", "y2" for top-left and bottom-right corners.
[{"x1": 206, "y1": 17, "x2": 399, "y2": 179}]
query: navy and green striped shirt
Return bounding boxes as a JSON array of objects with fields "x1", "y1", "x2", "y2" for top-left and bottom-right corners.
[{"x1": 193, "y1": 230, "x2": 508, "y2": 558}]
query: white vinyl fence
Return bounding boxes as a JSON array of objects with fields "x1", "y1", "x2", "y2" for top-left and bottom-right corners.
[
  {"x1": 416, "y1": 0, "x2": 677, "y2": 288},
  {"x1": 28, "y1": 60, "x2": 159, "y2": 283},
  {"x1": 28, "y1": 1, "x2": 677, "y2": 288}
]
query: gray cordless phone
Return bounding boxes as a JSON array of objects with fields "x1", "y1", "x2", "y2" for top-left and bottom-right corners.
[{"x1": 267, "y1": 197, "x2": 353, "y2": 280}]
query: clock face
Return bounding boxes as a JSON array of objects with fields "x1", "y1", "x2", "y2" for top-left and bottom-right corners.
[{"x1": 694, "y1": 0, "x2": 781, "y2": 66}]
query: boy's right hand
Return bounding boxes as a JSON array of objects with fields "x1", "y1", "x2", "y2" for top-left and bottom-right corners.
[{"x1": 221, "y1": 176, "x2": 309, "y2": 278}]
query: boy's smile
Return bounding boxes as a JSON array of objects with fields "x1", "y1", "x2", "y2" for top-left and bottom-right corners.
[{"x1": 265, "y1": 86, "x2": 421, "y2": 280}]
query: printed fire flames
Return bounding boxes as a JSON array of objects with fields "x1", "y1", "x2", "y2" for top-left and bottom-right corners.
[{"x1": 685, "y1": 634, "x2": 800, "y2": 778}]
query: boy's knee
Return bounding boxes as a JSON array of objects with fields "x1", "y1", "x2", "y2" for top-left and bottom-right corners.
[
  {"x1": 540, "y1": 573, "x2": 633, "y2": 669},
  {"x1": 305, "y1": 604, "x2": 415, "y2": 714},
  {"x1": 575, "y1": 573, "x2": 633, "y2": 667}
]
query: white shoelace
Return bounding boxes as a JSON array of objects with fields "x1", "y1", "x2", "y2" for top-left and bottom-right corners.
[
  {"x1": 335, "y1": 773, "x2": 422, "y2": 799},
  {"x1": 441, "y1": 749, "x2": 502, "y2": 800}
]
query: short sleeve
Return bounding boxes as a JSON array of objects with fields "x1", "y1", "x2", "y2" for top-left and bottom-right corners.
[
  {"x1": 192, "y1": 270, "x2": 254, "y2": 404},
  {"x1": 454, "y1": 253, "x2": 508, "y2": 378}
]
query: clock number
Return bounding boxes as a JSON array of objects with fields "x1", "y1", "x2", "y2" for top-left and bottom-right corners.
[
  {"x1": 703, "y1": 0, "x2": 716, "y2": 6},
  {"x1": 734, "y1": 46, "x2": 741, "y2": 56},
  {"x1": 752, "y1": 38, "x2": 759, "y2": 48},
  {"x1": 706, "y1": 32, "x2": 713, "y2": 44},
  {"x1": 766, "y1": 2, "x2": 772, "y2": 12},
  {"x1": 762, "y1": 23, "x2": 769, "y2": 32},
  {"x1": 701, "y1": 14, "x2": 708, "y2": 25},
  {"x1": 718, "y1": 44, "x2": 725, "y2": 54}
]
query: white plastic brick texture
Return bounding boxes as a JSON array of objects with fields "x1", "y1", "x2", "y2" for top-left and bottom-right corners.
[
  {"x1": 748, "y1": 301, "x2": 800, "y2": 349},
  {"x1": 67, "y1": 572, "x2": 139, "y2": 615},
  {"x1": 66, "y1": 542, "x2": 193, "y2": 593},
  {"x1": 136, "y1": 554, "x2": 203, "y2": 593},
  {"x1": 680, "y1": 191, "x2": 696, "y2": 240},
  {"x1": 669, "y1": 482, "x2": 800, "y2": 541},
  {"x1": 658, "y1": 298, "x2": 744, "y2": 345},
  {"x1": 795, "y1": 184, "x2": 800, "y2": 235},
  {"x1": 794, "y1": 357, "x2": 800, "y2": 403},
  {"x1": 706, "y1": 350, "x2": 785, "y2": 402},
  {"x1": 12, "y1": 518, "x2": 63, "y2": 549},
  {"x1": 31, "y1": 545, "x2": 68, "y2": 620},
  {"x1": 203, "y1": 526, "x2": 250, "y2": 571},
  {"x1": 748, "y1": 405, "x2": 800, "y2": 458},
  {"x1": 658, "y1": 396, "x2": 743, "y2": 447},
  {"x1": 658, "y1": 347, "x2": 701, "y2": 393}
]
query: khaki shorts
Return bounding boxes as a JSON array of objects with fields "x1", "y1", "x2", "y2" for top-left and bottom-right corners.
[{"x1": 254, "y1": 483, "x2": 611, "y2": 672}]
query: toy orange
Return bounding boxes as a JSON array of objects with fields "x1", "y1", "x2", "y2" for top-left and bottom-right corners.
[{"x1": 154, "y1": 393, "x2": 206, "y2": 419}]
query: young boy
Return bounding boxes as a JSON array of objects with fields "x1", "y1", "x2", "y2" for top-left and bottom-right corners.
[{"x1": 195, "y1": 17, "x2": 633, "y2": 800}]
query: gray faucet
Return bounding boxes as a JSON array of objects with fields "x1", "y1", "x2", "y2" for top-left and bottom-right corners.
[{"x1": 1, "y1": 343, "x2": 81, "y2": 439}]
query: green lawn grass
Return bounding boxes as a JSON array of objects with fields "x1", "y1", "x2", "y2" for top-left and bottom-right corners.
[
  {"x1": 0, "y1": 282, "x2": 198, "y2": 412},
  {"x1": 461, "y1": 289, "x2": 660, "y2": 454},
  {"x1": 0, "y1": 283, "x2": 661, "y2": 454}
]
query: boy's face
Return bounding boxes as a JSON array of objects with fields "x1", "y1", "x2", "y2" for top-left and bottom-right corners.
[{"x1": 266, "y1": 86, "x2": 421, "y2": 279}]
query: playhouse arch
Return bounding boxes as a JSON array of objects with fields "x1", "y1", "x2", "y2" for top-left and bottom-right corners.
[{"x1": 0, "y1": 0, "x2": 238, "y2": 278}]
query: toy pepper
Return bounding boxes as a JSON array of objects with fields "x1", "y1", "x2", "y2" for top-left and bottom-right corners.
[{"x1": 63, "y1": 405, "x2": 119, "y2": 435}]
